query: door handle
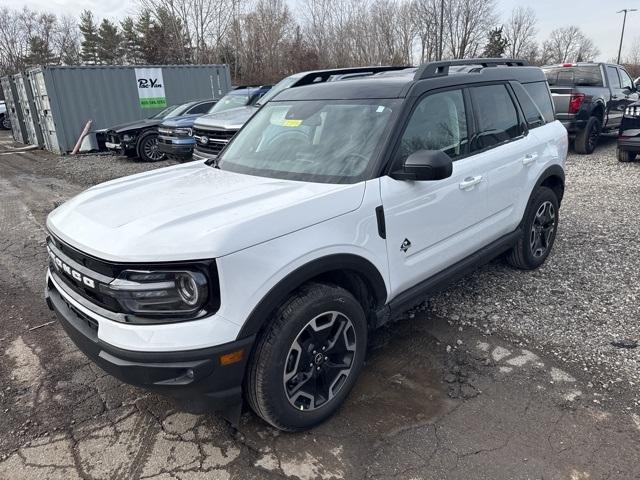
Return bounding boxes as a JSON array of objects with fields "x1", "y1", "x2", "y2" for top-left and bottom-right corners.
[
  {"x1": 522, "y1": 153, "x2": 538, "y2": 166},
  {"x1": 459, "y1": 176, "x2": 482, "y2": 190}
]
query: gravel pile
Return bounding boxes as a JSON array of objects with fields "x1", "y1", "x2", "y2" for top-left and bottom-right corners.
[
  {"x1": 429, "y1": 137, "x2": 640, "y2": 409},
  {"x1": 40, "y1": 150, "x2": 178, "y2": 187}
]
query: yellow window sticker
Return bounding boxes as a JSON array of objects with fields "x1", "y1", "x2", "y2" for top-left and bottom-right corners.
[{"x1": 282, "y1": 119, "x2": 303, "y2": 127}]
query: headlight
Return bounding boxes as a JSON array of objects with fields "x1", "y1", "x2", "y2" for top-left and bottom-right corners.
[
  {"x1": 101, "y1": 270, "x2": 208, "y2": 315},
  {"x1": 625, "y1": 106, "x2": 640, "y2": 118},
  {"x1": 174, "y1": 127, "x2": 193, "y2": 136}
]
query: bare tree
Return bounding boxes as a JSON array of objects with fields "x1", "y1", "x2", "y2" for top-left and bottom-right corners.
[
  {"x1": 445, "y1": 0, "x2": 497, "y2": 59},
  {"x1": 541, "y1": 26, "x2": 599, "y2": 64},
  {"x1": 504, "y1": 6, "x2": 537, "y2": 59}
]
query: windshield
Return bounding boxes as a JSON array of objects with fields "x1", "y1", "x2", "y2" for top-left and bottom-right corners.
[
  {"x1": 217, "y1": 99, "x2": 399, "y2": 184},
  {"x1": 208, "y1": 93, "x2": 252, "y2": 114},
  {"x1": 255, "y1": 76, "x2": 301, "y2": 106},
  {"x1": 150, "y1": 104, "x2": 188, "y2": 119}
]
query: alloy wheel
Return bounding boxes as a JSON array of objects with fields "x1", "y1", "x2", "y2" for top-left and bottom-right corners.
[
  {"x1": 529, "y1": 201, "x2": 556, "y2": 258},
  {"x1": 143, "y1": 136, "x2": 164, "y2": 161},
  {"x1": 283, "y1": 311, "x2": 357, "y2": 411}
]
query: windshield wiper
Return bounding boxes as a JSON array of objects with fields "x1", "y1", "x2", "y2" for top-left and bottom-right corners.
[{"x1": 205, "y1": 157, "x2": 220, "y2": 168}]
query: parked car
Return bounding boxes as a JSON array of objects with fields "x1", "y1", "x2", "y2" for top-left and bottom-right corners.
[
  {"x1": 192, "y1": 66, "x2": 407, "y2": 161},
  {"x1": 542, "y1": 62, "x2": 639, "y2": 154},
  {"x1": 105, "y1": 99, "x2": 216, "y2": 162},
  {"x1": 617, "y1": 100, "x2": 640, "y2": 161},
  {"x1": 44, "y1": 58, "x2": 567, "y2": 432},
  {"x1": 158, "y1": 86, "x2": 271, "y2": 161},
  {"x1": 0, "y1": 101, "x2": 10, "y2": 130}
]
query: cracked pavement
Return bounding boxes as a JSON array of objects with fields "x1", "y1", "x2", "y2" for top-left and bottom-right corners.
[{"x1": 1, "y1": 133, "x2": 639, "y2": 479}]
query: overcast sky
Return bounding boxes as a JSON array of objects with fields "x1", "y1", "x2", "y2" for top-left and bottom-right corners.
[{"x1": 5, "y1": 0, "x2": 639, "y2": 62}]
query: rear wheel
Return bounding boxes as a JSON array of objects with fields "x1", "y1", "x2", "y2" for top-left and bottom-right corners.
[
  {"x1": 1, "y1": 114, "x2": 10, "y2": 130},
  {"x1": 506, "y1": 186, "x2": 559, "y2": 270},
  {"x1": 574, "y1": 116, "x2": 601, "y2": 154},
  {"x1": 137, "y1": 131, "x2": 166, "y2": 162},
  {"x1": 617, "y1": 148, "x2": 636, "y2": 162},
  {"x1": 245, "y1": 283, "x2": 367, "y2": 431}
]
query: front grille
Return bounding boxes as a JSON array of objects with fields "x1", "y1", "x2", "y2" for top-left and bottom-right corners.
[
  {"x1": 193, "y1": 127, "x2": 238, "y2": 156},
  {"x1": 47, "y1": 237, "x2": 120, "y2": 312}
]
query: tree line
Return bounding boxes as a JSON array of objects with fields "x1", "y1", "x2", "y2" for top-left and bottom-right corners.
[{"x1": 0, "y1": 1, "x2": 638, "y2": 84}]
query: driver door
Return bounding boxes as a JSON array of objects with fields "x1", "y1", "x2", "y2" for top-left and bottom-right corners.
[{"x1": 380, "y1": 88, "x2": 491, "y2": 297}]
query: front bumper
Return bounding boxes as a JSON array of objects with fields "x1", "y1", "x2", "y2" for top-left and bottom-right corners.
[
  {"x1": 45, "y1": 271, "x2": 254, "y2": 422},
  {"x1": 157, "y1": 136, "x2": 195, "y2": 158},
  {"x1": 618, "y1": 134, "x2": 640, "y2": 152}
]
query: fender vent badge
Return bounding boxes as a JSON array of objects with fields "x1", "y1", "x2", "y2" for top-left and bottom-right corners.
[{"x1": 400, "y1": 239, "x2": 412, "y2": 253}]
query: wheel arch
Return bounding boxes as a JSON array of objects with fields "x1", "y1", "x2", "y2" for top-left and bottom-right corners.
[
  {"x1": 536, "y1": 164, "x2": 565, "y2": 204},
  {"x1": 237, "y1": 254, "x2": 388, "y2": 339}
]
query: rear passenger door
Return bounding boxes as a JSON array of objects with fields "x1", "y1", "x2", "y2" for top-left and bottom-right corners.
[{"x1": 467, "y1": 83, "x2": 543, "y2": 237}]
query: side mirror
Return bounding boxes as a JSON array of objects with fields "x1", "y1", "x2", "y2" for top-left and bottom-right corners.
[
  {"x1": 391, "y1": 149, "x2": 453, "y2": 181},
  {"x1": 623, "y1": 86, "x2": 633, "y2": 95}
]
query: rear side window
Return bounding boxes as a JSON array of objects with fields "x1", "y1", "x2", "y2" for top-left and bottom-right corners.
[
  {"x1": 523, "y1": 82, "x2": 555, "y2": 124},
  {"x1": 512, "y1": 83, "x2": 545, "y2": 128},
  {"x1": 607, "y1": 66, "x2": 621, "y2": 88},
  {"x1": 469, "y1": 84, "x2": 522, "y2": 151},
  {"x1": 544, "y1": 66, "x2": 603, "y2": 87},
  {"x1": 397, "y1": 89, "x2": 468, "y2": 161}
]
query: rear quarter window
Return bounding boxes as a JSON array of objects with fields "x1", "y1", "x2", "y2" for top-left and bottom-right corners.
[
  {"x1": 543, "y1": 66, "x2": 603, "y2": 87},
  {"x1": 522, "y1": 82, "x2": 555, "y2": 124}
]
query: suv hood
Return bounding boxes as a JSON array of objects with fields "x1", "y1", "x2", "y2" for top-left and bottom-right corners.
[
  {"x1": 194, "y1": 106, "x2": 257, "y2": 131},
  {"x1": 47, "y1": 162, "x2": 365, "y2": 262},
  {"x1": 108, "y1": 118, "x2": 162, "y2": 133}
]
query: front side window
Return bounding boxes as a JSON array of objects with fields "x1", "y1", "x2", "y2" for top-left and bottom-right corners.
[
  {"x1": 619, "y1": 68, "x2": 634, "y2": 90},
  {"x1": 217, "y1": 99, "x2": 399, "y2": 184},
  {"x1": 470, "y1": 84, "x2": 521, "y2": 151},
  {"x1": 397, "y1": 89, "x2": 468, "y2": 162}
]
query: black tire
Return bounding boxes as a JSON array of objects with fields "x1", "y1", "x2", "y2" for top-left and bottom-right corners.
[
  {"x1": 136, "y1": 131, "x2": 166, "y2": 162},
  {"x1": 506, "y1": 186, "x2": 559, "y2": 270},
  {"x1": 574, "y1": 116, "x2": 601, "y2": 154},
  {"x1": 245, "y1": 282, "x2": 367, "y2": 431},
  {"x1": 0, "y1": 114, "x2": 10, "y2": 130},
  {"x1": 617, "y1": 148, "x2": 636, "y2": 162}
]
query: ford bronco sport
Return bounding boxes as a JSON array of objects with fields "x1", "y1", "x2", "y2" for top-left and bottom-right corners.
[{"x1": 45, "y1": 59, "x2": 567, "y2": 432}]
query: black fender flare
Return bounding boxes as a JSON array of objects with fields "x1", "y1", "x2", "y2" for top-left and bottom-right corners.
[
  {"x1": 520, "y1": 164, "x2": 565, "y2": 222},
  {"x1": 236, "y1": 253, "x2": 388, "y2": 339}
]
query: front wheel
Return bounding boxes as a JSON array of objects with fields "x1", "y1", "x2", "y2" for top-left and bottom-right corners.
[
  {"x1": 506, "y1": 186, "x2": 559, "y2": 270},
  {"x1": 137, "y1": 131, "x2": 166, "y2": 162},
  {"x1": 245, "y1": 283, "x2": 367, "y2": 431},
  {"x1": 1, "y1": 114, "x2": 10, "y2": 130}
]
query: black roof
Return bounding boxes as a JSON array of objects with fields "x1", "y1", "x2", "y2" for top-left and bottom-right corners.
[{"x1": 274, "y1": 59, "x2": 546, "y2": 101}]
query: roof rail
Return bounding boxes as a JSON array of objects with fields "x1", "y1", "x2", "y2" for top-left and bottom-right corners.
[
  {"x1": 297, "y1": 66, "x2": 411, "y2": 86},
  {"x1": 414, "y1": 58, "x2": 529, "y2": 81}
]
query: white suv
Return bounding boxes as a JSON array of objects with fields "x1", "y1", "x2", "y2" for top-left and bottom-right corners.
[{"x1": 45, "y1": 59, "x2": 567, "y2": 432}]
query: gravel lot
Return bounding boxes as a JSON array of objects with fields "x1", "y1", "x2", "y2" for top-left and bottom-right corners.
[
  {"x1": 432, "y1": 135, "x2": 640, "y2": 409},
  {"x1": 1, "y1": 133, "x2": 639, "y2": 479}
]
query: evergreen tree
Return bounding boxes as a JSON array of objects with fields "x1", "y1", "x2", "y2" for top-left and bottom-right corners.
[
  {"x1": 79, "y1": 10, "x2": 99, "y2": 64},
  {"x1": 482, "y1": 27, "x2": 509, "y2": 58},
  {"x1": 97, "y1": 19, "x2": 121, "y2": 64},
  {"x1": 120, "y1": 17, "x2": 142, "y2": 64},
  {"x1": 135, "y1": 10, "x2": 158, "y2": 64},
  {"x1": 25, "y1": 36, "x2": 56, "y2": 66}
]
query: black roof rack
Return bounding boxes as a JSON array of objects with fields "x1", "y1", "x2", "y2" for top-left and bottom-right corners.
[
  {"x1": 295, "y1": 66, "x2": 411, "y2": 87},
  {"x1": 414, "y1": 58, "x2": 529, "y2": 81}
]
